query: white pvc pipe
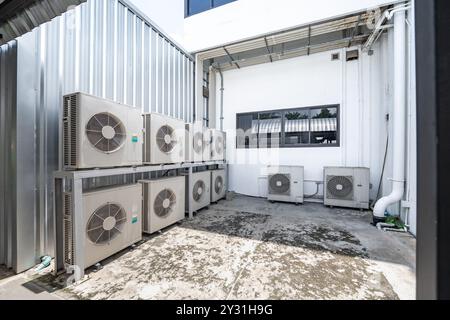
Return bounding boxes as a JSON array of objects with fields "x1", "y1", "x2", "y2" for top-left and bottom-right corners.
[{"x1": 373, "y1": 4, "x2": 407, "y2": 220}]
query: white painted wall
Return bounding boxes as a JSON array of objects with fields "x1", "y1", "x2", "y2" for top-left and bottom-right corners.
[
  {"x1": 184, "y1": 0, "x2": 401, "y2": 52},
  {"x1": 219, "y1": 43, "x2": 387, "y2": 197}
]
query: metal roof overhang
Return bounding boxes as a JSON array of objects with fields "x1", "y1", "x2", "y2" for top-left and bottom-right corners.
[
  {"x1": 197, "y1": 5, "x2": 392, "y2": 72},
  {"x1": 0, "y1": 0, "x2": 87, "y2": 46}
]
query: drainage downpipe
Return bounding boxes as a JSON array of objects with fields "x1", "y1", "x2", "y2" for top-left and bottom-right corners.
[{"x1": 373, "y1": 5, "x2": 407, "y2": 224}]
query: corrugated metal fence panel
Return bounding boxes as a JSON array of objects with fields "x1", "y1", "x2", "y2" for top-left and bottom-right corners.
[
  {"x1": 3, "y1": 0, "x2": 195, "y2": 271},
  {"x1": 0, "y1": 41, "x2": 17, "y2": 269}
]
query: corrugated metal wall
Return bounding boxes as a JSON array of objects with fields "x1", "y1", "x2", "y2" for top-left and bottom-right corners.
[
  {"x1": 1, "y1": 0, "x2": 195, "y2": 273},
  {"x1": 0, "y1": 41, "x2": 17, "y2": 269}
]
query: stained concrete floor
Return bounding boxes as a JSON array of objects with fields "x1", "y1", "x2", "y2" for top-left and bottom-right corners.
[{"x1": 0, "y1": 195, "x2": 416, "y2": 300}]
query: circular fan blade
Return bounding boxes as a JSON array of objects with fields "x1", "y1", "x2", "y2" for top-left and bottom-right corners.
[
  {"x1": 327, "y1": 176, "x2": 353, "y2": 199},
  {"x1": 86, "y1": 113, "x2": 126, "y2": 153},
  {"x1": 87, "y1": 203, "x2": 127, "y2": 245},
  {"x1": 269, "y1": 174, "x2": 291, "y2": 195}
]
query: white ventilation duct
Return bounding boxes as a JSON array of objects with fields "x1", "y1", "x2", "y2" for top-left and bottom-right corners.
[{"x1": 373, "y1": 4, "x2": 407, "y2": 223}]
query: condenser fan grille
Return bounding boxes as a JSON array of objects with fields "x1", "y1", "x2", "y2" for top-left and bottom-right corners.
[
  {"x1": 156, "y1": 125, "x2": 176, "y2": 153},
  {"x1": 327, "y1": 175, "x2": 354, "y2": 200},
  {"x1": 154, "y1": 189, "x2": 176, "y2": 218},
  {"x1": 269, "y1": 174, "x2": 291, "y2": 195},
  {"x1": 86, "y1": 203, "x2": 127, "y2": 245},
  {"x1": 193, "y1": 132, "x2": 203, "y2": 154},
  {"x1": 86, "y1": 112, "x2": 126, "y2": 153},
  {"x1": 193, "y1": 180, "x2": 206, "y2": 202},
  {"x1": 214, "y1": 176, "x2": 224, "y2": 194}
]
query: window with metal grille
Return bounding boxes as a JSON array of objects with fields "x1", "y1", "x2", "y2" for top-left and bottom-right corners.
[{"x1": 236, "y1": 105, "x2": 340, "y2": 149}]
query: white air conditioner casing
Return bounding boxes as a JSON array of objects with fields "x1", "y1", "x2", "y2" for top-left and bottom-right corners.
[
  {"x1": 267, "y1": 166, "x2": 304, "y2": 204},
  {"x1": 210, "y1": 129, "x2": 226, "y2": 161},
  {"x1": 211, "y1": 169, "x2": 227, "y2": 203},
  {"x1": 63, "y1": 92, "x2": 143, "y2": 170},
  {"x1": 143, "y1": 113, "x2": 185, "y2": 165},
  {"x1": 65, "y1": 184, "x2": 143, "y2": 270},
  {"x1": 185, "y1": 122, "x2": 204, "y2": 163},
  {"x1": 141, "y1": 176, "x2": 186, "y2": 234},
  {"x1": 202, "y1": 128, "x2": 212, "y2": 162},
  {"x1": 187, "y1": 171, "x2": 211, "y2": 212},
  {"x1": 324, "y1": 167, "x2": 370, "y2": 209}
]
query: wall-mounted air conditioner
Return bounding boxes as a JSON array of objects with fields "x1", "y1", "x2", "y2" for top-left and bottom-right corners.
[
  {"x1": 324, "y1": 167, "x2": 370, "y2": 209},
  {"x1": 63, "y1": 92, "x2": 143, "y2": 170}
]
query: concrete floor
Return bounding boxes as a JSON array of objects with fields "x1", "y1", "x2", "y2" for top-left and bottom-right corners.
[{"x1": 0, "y1": 195, "x2": 416, "y2": 300}]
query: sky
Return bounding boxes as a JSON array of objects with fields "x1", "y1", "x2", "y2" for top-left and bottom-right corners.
[{"x1": 128, "y1": 0, "x2": 185, "y2": 45}]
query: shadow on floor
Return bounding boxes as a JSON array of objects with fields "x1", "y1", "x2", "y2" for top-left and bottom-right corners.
[{"x1": 181, "y1": 206, "x2": 369, "y2": 259}]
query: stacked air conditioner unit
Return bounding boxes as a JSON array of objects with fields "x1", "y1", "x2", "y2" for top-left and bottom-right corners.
[
  {"x1": 210, "y1": 129, "x2": 226, "y2": 161},
  {"x1": 324, "y1": 167, "x2": 370, "y2": 210},
  {"x1": 63, "y1": 184, "x2": 142, "y2": 269},
  {"x1": 267, "y1": 166, "x2": 304, "y2": 204},
  {"x1": 187, "y1": 171, "x2": 211, "y2": 212},
  {"x1": 143, "y1": 113, "x2": 185, "y2": 165},
  {"x1": 141, "y1": 176, "x2": 186, "y2": 234},
  {"x1": 211, "y1": 169, "x2": 227, "y2": 203},
  {"x1": 63, "y1": 92, "x2": 143, "y2": 170},
  {"x1": 202, "y1": 128, "x2": 212, "y2": 162},
  {"x1": 185, "y1": 122, "x2": 204, "y2": 163}
]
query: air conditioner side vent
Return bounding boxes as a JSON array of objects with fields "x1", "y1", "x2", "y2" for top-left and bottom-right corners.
[
  {"x1": 63, "y1": 94, "x2": 78, "y2": 168},
  {"x1": 63, "y1": 193, "x2": 74, "y2": 266}
]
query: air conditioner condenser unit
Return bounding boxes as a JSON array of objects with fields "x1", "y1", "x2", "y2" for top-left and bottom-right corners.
[
  {"x1": 210, "y1": 129, "x2": 226, "y2": 161},
  {"x1": 267, "y1": 166, "x2": 304, "y2": 204},
  {"x1": 63, "y1": 184, "x2": 142, "y2": 270},
  {"x1": 324, "y1": 167, "x2": 370, "y2": 210},
  {"x1": 143, "y1": 113, "x2": 185, "y2": 165},
  {"x1": 211, "y1": 169, "x2": 227, "y2": 203},
  {"x1": 141, "y1": 176, "x2": 186, "y2": 234},
  {"x1": 202, "y1": 128, "x2": 212, "y2": 162},
  {"x1": 63, "y1": 92, "x2": 143, "y2": 170},
  {"x1": 185, "y1": 122, "x2": 204, "y2": 163},
  {"x1": 187, "y1": 171, "x2": 211, "y2": 213}
]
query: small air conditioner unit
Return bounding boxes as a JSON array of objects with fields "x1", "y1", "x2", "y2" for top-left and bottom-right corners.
[
  {"x1": 187, "y1": 171, "x2": 211, "y2": 212},
  {"x1": 210, "y1": 129, "x2": 226, "y2": 161},
  {"x1": 202, "y1": 128, "x2": 212, "y2": 162},
  {"x1": 141, "y1": 176, "x2": 185, "y2": 234},
  {"x1": 63, "y1": 184, "x2": 142, "y2": 270},
  {"x1": 185, "y1": 122, "x2": 204, "y2": 163},
  {"x1": 324, "y1": 167, "x2": 370, "y2": 209},
  {"x1": 143, "y1": 113, "x2": 185, "y2": 165},
  {"x1": 211, "y1": 169, "x2": 227, "y2": 203},
  {"x1": 267, "y1": 166, "x2": 304, "y2": 204},
  {"x1": 63, "y1": 92, "x2": 143, "y2": 170}
]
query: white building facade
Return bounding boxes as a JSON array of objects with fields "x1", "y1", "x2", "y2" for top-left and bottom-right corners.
[{"x1": 183, "y1": 0, "x2": 417, "y2": 235}]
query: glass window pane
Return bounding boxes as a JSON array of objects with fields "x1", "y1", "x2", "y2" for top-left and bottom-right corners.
[
  {"x1": 236, "y1": 113, "x2": 258, "y2": 148},
  {"x1": 310, "y1": 107, "x2": 338, "y2": 145},
  {"x1": 188, "y1": 0, "x2": 212, "y2": 16},
  {"x1": 213, "y1": 0, "x2": 235, "y2": 7},
  {"x1": 258, "y1": 112, "x2": 281, "y2": 148},
  {"x1": 284, "y1": 109, "x2": 310, "y2": 145}
]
